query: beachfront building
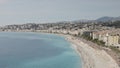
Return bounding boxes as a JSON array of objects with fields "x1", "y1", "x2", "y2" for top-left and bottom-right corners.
[
  {"x1": 83, "y1": 31, "x2": 93, "y2": 37},
  {"x1": 61, "y1": 30, "x2": 69, "y2": 34},
  {"x1": 83, "y1": 30, "x2": 99, "y2": 37},
  {"x1": 83, "y1": 29, "x2": 120, "y2": 47},
  {"x1": 107, "y1": 35, "x2": 119, "y2": 46},
  {"x1": 92, "y1": 30, "x2": 120, "y2": 46},
  {"x1": 68, "y1": 30, "x2": 80, "y2": 36},
  {"x1": 92, "y1": 30, "x2": 108, "y2": 42}
]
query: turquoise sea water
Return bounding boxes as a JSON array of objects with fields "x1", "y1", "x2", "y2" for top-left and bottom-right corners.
[{"x1": 0, "y1": 32, "x2": 82, "y2": 68}]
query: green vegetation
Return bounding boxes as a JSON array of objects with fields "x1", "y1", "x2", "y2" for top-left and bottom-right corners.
[
  {"x1": 102, "y1": 21, "x2": 120, "y2": 28},
  {"x1": 109, "y1": 46, "x2": 120, "y2": 55},
  {"x1": 92, "y1": 39, "x2": 105, "y2": 46},
  {"x1": 81, "y1": 34, "x2": 92, "y2": 41}
]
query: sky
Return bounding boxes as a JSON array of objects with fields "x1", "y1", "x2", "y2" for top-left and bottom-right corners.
[{"x1": 0, "y1": 0, "x2": 120, "y2": 25}]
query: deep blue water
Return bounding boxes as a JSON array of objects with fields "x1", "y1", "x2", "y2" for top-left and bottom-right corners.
[{"x1": 0, "y1": 32, "x2": 82, "y2": 68}]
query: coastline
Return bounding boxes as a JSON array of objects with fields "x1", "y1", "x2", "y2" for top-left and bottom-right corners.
[
  {"x1": 61, "y1": 34, "x2": 120, "y2": 68},
  {"x1": 0, "y1": 31, "x2": 119, "y2": 68}
]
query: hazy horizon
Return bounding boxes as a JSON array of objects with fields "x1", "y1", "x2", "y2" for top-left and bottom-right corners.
[{"x1": 0, "y1": 0, "x2": 120, "y2": 25}]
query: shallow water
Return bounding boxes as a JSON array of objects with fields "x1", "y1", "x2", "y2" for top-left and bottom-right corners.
[{"x1": 0, "y1": 32, "x2": 82, "y2": 68}]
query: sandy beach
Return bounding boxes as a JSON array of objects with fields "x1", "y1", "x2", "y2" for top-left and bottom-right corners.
[{"x1": 63, "y1": 35, "x2": 120, "y2": 68}]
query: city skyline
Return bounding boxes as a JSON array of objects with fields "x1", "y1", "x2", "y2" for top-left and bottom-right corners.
[{"x1": 0, "y1": 0, "x2": 120, "y2": 25}]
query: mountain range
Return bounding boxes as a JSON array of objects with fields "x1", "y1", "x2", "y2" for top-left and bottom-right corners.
[
  {"x1": 71, "y1": 16, "x2": 120, "y2": 23},
  {"x1": 96, "y1": 16, "x2": 120, "y2": 22}
]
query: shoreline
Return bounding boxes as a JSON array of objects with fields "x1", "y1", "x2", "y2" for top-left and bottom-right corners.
[
  {"x1": 0, "y1": 31, "x2": 119, "y2": 68},
  {"x1": 62, "y1": 34, "x2": 120, "y2": 68}
]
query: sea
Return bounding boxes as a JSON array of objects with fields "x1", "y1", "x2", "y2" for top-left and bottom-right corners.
[{"x1": 0, "y1": 32, "x2": 82, "y2": 68}]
